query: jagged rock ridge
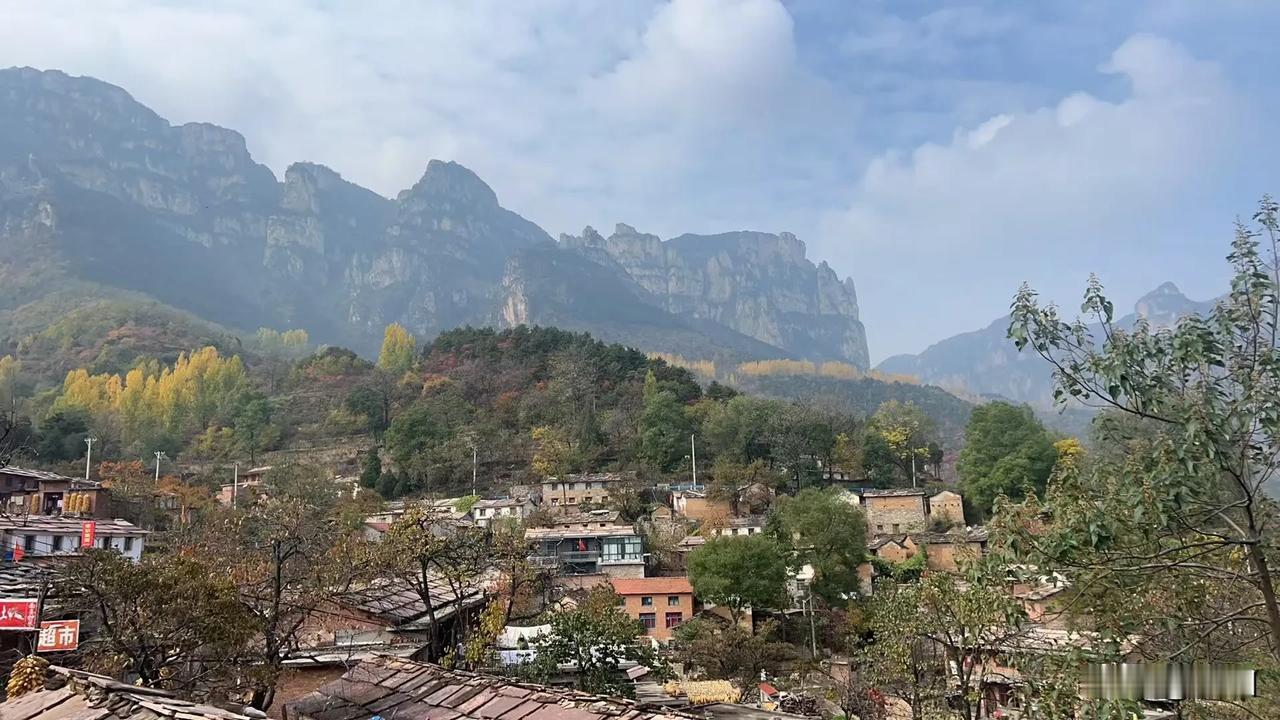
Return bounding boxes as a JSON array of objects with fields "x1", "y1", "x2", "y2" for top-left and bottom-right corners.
[{"x1": 0, "y1": 67, "x2": 870, "y2": 366}]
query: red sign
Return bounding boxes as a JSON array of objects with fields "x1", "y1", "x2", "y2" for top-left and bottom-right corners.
[
  {"x1": 81, "y1": 521, "x2": 96, "y2": 548},
  {"x1": 0, "y1": 599, "x2": 39, "y2": 630},
  {"x1": 37, "y1": 620, "x2": 80, "y2": 652}
]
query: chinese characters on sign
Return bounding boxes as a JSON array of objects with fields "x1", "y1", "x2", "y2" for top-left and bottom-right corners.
[
  {"x1": 81, "y1": 520, "x2": 96, "y2": 548},
  {"x1": 37, "y1": 620, "x2": 80, "y2": 652},
  {"x1": 0, "y1": 599, "x2": 39, "y2": 630}
]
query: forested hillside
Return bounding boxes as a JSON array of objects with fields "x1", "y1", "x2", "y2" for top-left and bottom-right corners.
[{"x1": 1, "y1": 322, "x2": 968, "y2": 498}]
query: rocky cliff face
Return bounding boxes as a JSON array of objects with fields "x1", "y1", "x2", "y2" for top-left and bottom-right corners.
[
  {"x1": 0, "y1": 67, "x2": 867, "y2": 365},
  {"x1": 556, "y1": 224, "x2": 869, "y2": 367},
  {"x1": 876, "y1": 283, "x2": 1217, "y2": 407}
]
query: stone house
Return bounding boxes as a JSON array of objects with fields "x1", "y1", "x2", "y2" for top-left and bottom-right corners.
[{"x1": 540, "y1": 472, "x2": 625, "y2": 511}]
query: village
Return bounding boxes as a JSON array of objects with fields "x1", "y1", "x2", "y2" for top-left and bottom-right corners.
[{"x1": 0, "y1": 453, "x2": 1161, "y2": 720}]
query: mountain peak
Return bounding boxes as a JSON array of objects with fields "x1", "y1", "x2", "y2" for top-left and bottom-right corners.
[
  {"x1": 1139, "y1": 281, "x2": 1185, "y2": 300},
  {"x1": 400, "y1": 160, "x2": 498, "y2": 206}
]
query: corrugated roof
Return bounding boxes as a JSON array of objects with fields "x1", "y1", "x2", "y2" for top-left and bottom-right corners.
[
  {"x1": 287, "y1": 655, "x2": 702, "y2": 720},
  {"x1": 611, "y1": 576, "x2": 693, "y2": 596},
  {"x1": 0, "y1": 666, "x2": 258, "y2": 720},
  {"x1": 858, "y1": 488, "x2": 926, "y2": 497},
  {"x1": 0, "y1": 466, "x2": 77, "y2": 483}
]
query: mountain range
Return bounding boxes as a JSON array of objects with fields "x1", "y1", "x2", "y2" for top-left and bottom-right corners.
[
  {"x1": 0, "y1": 67, "x2": 868, "y2": 368},
  {"x1": 876, "y1": 281, "x2": 1218, "y2": 407}
]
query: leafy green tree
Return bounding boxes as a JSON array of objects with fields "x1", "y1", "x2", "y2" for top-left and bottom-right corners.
[
  {"x1": 770, "y1": 487, "x2": 867, "y2": 603},
  {"x1": 637, "y1": 370, "x2": 691, "y2": 472},
  {"x1": 359, "y1": 448, "x2": 382, "y2": 489},
  {"x1": 345, "y1": 376, "x2": 395, "y2": 433},
  {"x1": 1000, "y1": 199, "x2": 1280, "y2": 701},
  {"x1": 531, "y1": 585, "x2": 665, "y2": 696},
  {"x1": 701, "y1": 395, "x2": 776, "y2": 463},
  {"x1": 36, "y1": 409, "x2": 90, "y2": 461},
  {"x1": 857, "y1": 582, "x2": 945, "y2": 720},
  {"x1": 377, "y1": 322, "x2": 416, "y2": 375},
  {"x1": 765, "y1": 402, "x2": 838, "y2": 487},
  {"x1": 688, "y1": 534, "x2": 789, "y2": 624},
  {"x1": 956, "y1": 401, "x2": 1057, "y2": 520},
  {"x1": 232, "y1": 391, "x2": 274, "y2": 464}
]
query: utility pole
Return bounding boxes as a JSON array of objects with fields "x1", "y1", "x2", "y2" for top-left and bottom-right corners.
[
  {"x1": 911, "y1": 453, "x2": 917, "y2": 489},
  {"x1": 691, "y1": 434, "x2": 697, "y2": 487},
  {"x1": 471, "y1": 445, "x2": 478, "y2": 496},
  {"x1": 233, "y1": 462, "x2": 240, "y2": 509},
  {"x1": 153, "y1": 451, "x2": 166, "y2": 483},
  {"x1": 83, "y1": 437, "x2": 97, "y2": 480}
]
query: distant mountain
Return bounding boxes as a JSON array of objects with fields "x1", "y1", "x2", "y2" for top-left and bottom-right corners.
[
  {"x1": 877, "y1": 282, "x2": 1218, "y2": 407},
  {"x1": 0, "y1": 67, "x2": 869, "y2": 367}
]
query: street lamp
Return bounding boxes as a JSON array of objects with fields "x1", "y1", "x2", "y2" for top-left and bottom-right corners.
[
  {"x1": 153, "y1": 451, "x2": 168, "y2": 483},
  {"x1": 83, "y1": 436, "x2": 98, "y2": 480}
]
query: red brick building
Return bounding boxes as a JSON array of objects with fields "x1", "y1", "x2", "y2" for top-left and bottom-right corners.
[{"x1": 610, "y1": 576, "x2": 695, "y2": 641}]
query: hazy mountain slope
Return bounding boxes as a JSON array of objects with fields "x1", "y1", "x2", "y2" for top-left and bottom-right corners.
[
  {"x1": 0, "y1": 67, "x2": 869, "y2": 366},
  {"x1": 877, "y1": 282, "x2": 1218, "y2": 406}
]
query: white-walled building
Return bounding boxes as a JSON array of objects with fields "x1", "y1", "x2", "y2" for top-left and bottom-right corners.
[
  {"x1": 471, "y1": 497, "x2": 536, "y2": 527},
  {"x1": 0, "y1": 516, "x2": 148, "y2": 562}
]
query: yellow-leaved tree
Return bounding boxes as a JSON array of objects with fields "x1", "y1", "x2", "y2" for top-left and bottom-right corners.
[{"x1": 377, "y1": 323, "x2": 416, "y2": 375}]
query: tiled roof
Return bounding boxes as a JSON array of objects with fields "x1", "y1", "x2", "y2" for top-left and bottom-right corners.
[
  {"x1": 553, "y1": 509, "x2": 622, "y2": 525},
  {"x1": 335, "y1": 575, "x2": 487, "y2": 627},
  {"x1": 911, "y1": 527, "x2": 990, "y2": 544},
  {"x1": 525, "y1": 526, "x2": 638, "y2": 541},
  {"x1": 0, "y1": 562, "x2": 61, "y2": 599},
  {"x1": 0, "y1": 516, "x2": 149, "y2": 536},
  {"x1": 1, "y1": 666, "x2": 258, "y2": 720},
  {"x1": 610, "y1": 576, "x2": 693, "y2": 596},
  {"x1": 287, "y1": 655, "x2": 701, "y2": 720},
  {"x1": 858, "y1": 488, "x2": 926, "y2": 497},
  {"x1": 867, "y1": 535, "x2": 910, "y2": 551},
  {"x1": 475, "y1": 498, "x2": 532, "y2": 509}
]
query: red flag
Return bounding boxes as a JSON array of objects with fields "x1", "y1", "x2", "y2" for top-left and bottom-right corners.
[{"x1": 12, "y1": 545, "x2": 23, "y2": 562}]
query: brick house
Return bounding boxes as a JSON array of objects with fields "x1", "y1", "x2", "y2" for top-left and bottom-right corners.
[{"x1": 610, "y1": 576, "x2": 695, "y2": 641}]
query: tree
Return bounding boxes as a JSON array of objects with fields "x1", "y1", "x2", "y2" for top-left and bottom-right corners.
[
  {"x1": 1003, "y1": 199, "x2": 1280, "y2": 665},
  {"x1": 830, "y1": 672, "x2": 888, "y2": 720},
  {"x1": 531, "y1": 585, "x2": 664, "y2": 696},
  {"x1": 195, "y1": 465, "x2": 356, "y2": 710},
  {"x1": 359, "y1": 448, "x2": 382, "y2": 489},
  {"x1": 637, "y1": 371, "x2": 691, "y2": 472},
  {"x1": 858, "y1": 582, "x2": 945, "y2": 720},
  {"x1": 66, "y1": 550, "x2": 255, "y2": 692},
  {"x1": 672, "y1": 618, "x2": 796, "y2": 690},
  {"x1": 345, "y1": 377, "x2": 395, "y2": 434},
  {"x1": 232, "y1": 391, "x2": 274, "y2": 464},
  {"x1": 36, "y1": 409, "x2": 89, "y2": 462},
  {"x1": 957, "y1": 402, "x2": 1057, "y2": 520},
  {"x1": 770, "y1": 487, "x2": 867, "y2": 603},
  {"x1": 531, "y1": 425, "x2": 573, "y2": 479},
  {"x1": 375, "y1": 504, "x2": 489, "y2": 657},
  {"x1": 868, "y1": 400, "x2": 938, "y2": 485},
  {"x1": 688, "y1": 534, "x2": 789, "y2": 624},
  {"x1": 378, "y1": 323, "x2": 416, "y2": 375}
]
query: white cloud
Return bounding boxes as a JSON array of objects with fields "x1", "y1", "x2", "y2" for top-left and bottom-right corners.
[
  {"x1": 0, "y1": 0, "x2": 845, "y2": 241},
  {"x1": 821, "y1": 34, "x2": 1241, "y2": 360}
]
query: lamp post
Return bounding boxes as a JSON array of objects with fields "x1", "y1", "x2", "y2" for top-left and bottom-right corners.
[{"x1": 153, "y1": 451, "x2": 167, "y2": 483}]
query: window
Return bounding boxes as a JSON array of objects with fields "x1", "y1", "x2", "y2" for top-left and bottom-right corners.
[
  {"x1": 551, "y1": 483, "x2": 560, "y2": 490},
  {"x1": 23, "y1": 535, "x2": 35, "y2": 552},
  {"x1": 639, "y1": 613, "x2": 656, "y2": 629},
  {"x1": 52, "y1": 535, "x2": 64, "y2": 551},
  {"x1": 568, "y1": 497, "x2": 577, "y2": 504},
  {"x1": 569, "y1": 482, "x2": 577, "y2": 490},
  {"x1": 124, "y1": 537, "x2": 134, "y2": 552},
  {"x1": 665, "y1": 612, "x2": 683, "y2": 628},
  {"x1": 667, "y1": 595, "x2": 680, "y2": 606},
  {"x1": 99, "y1": 537, "x2": 108, "y2": 549},
  {"x1": 641, "y1": 596, "x2": 653, "y2": 606},
  {"x1": 550, "y1": 498, "x2": 559, "y2": 505},
  {"x1": 892, "y1": 523, "x2": 900, "y2": 533},
  {"x1": 876, "y1": 524, "x2": 884, "y2": 533},
  {"x1": 584, "y1": 496, "x2": 592, "y2": 504}
]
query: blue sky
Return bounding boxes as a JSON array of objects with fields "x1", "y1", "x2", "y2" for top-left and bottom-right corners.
[{"x1": 3, "y1": 1, "x2": 1278, "y2": 362}]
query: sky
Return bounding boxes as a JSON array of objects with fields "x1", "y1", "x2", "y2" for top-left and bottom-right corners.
[{"x1": 3, "y1": 0, "x2": 1279, "y2": 363}]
